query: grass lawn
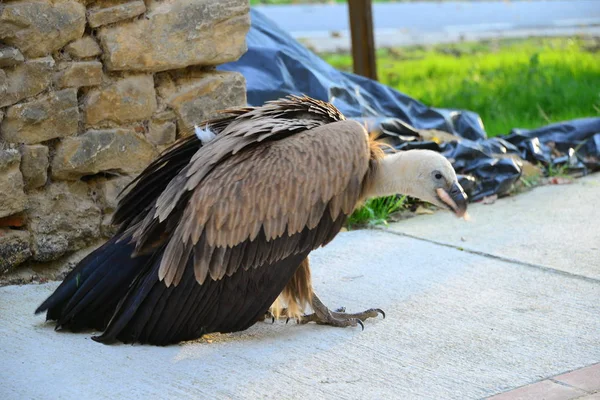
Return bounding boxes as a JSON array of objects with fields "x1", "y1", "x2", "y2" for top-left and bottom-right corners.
[{"x1": 321, "y1": 37, "x2": 600, "y2": 137}]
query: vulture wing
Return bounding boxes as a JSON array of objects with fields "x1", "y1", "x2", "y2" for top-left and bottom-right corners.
[{"x1": 155, "y1": 118, "x2": 371, "y2": 287}]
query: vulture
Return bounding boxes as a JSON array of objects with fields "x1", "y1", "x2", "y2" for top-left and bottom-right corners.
[{"x1": 35, "y1": 95, "x2": 468, "y2": 346}]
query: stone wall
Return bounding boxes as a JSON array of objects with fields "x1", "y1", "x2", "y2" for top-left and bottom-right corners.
[{"x1": 0, "y1": 0, "x2": 250, "y2": 279}]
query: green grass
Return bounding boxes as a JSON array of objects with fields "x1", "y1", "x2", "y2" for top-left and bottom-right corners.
[
  {"x1": 346, "y1": 195, "x2": 408, "y2": 229},
  {"x1": 546, "y1": 163, "x2": 570, "y2": 178},
  {"x1": 322, "y1": 37, "x2": 600, "y2": 136}
]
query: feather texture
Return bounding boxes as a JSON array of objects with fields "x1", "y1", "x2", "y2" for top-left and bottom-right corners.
[{"x1": 152, "y1": 119, "x2": 370, "y2": 287}]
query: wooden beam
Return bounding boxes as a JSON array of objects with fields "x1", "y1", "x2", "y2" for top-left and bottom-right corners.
[{"x1": 347, "y1": 0, "x2": 378, "y2": 81}]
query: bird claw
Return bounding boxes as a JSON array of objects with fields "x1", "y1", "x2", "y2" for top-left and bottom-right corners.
[
  {"x1": 294, "y1": 294, "x2": 384, "y2": 331},
  {"x1": 297, "y1": 308, "x2": 382, "y2": 330},
  {"x1": 356, "y1": 319, "x2": 365, "y2": 331}
]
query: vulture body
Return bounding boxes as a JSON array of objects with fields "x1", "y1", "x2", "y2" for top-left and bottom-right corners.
[{"x1": 36, "y1": 96, "x2": 467, "y2": 345}]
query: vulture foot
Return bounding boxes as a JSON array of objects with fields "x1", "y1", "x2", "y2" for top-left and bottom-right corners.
[
  {"x1": 299, "y1": 293, "x2": 384, "y2": 330},
  {"x1": 260, "y1": 308, "x2": 290, "y2": 323}
]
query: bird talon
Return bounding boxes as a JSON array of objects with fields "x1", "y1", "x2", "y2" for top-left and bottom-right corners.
[
  {"x1": 376, "y1": 308, "x2": 386, "y2": 319},
  {"x1": 356, "y1": 319, "x2": 365, "y2": 331}
]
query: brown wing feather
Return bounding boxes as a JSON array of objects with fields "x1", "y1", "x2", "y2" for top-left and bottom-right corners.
[
  {"x1": 131, "y1": 96, "x2": 345, "y2": 251},
  {"x1": 111, "y1": 108, "x2": 253, "y2": 234},
  {"x1": 154, "y1": 119, "x2": 371, "y2": 287}
]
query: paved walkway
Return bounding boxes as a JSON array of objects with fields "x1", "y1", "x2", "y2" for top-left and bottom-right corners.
[
  {"x1": 1, "y1": 174, "x2": 598, "y2": 399},
  {"x1": 489, "y1": 363, "x2": 599, "y2": 399}
]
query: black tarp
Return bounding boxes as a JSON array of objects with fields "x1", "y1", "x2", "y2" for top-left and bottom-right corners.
[{"x1": 219, "y1": 9, "x2": 600, "y2": 201}]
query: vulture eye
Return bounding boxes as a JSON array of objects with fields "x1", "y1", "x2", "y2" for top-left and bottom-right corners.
[{"x1": 435, "y1": 173, "x2": 443, "y2": 180}]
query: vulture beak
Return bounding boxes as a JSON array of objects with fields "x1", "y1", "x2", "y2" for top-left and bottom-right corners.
[{"x1": 436, "y1": 182, "x2": 468, "y2": 218}]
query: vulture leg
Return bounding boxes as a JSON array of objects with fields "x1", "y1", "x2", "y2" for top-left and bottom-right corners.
[
  {"x1": 299, "y1": 293, "x2": 385, "y2": 329},
  {"x1": 263, "y1": 257, "x2": 314, "y2": 322},
  {"x1": 266, "y1": 257, "x2": 384, "y2": 329}
]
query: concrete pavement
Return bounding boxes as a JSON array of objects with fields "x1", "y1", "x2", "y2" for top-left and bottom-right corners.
[
  {"x1": 385, "y1": 173, "x2": 600, "y2": 281},
  {"x1": 1, "y1": 174, "x2": 599, "y2": 399}
]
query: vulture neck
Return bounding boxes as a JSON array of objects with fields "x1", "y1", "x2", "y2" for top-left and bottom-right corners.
[{"x1": 366, "y1": 151, "x2": 422, "y2": 199}]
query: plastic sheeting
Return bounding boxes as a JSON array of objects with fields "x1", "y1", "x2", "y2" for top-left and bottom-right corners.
[{"x1": 219, "y1": 9, "x2": 600, "y2": 201}]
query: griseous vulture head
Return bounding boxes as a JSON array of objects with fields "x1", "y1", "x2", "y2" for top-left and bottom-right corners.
[{"x1": 368, "y1": 149, "x2": 468, "y2": 218}]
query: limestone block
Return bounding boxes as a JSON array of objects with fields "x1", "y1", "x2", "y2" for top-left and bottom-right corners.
[
  {"x1": 20, "y1": 145, "x2": 49, "y2": 190},
  {"x1": 89, "y1": 176, "x2": 134, "y2": 212},
  {"x1": 147, "y1": 120, "x2": 176, "y2": 146},
  {"x1": 0, "y1": 69, "x2": 6, "y2": 102},
  {"x1": 152, "y1": 110, "x2": 177, "y2": 121},
  {"x1": 64, "y1": 37, "x2": 102, "y2": 59},
  {"x1": 89, "y1": 174, "x2": 134, "y2": 237},
  {"x1": 157, "y1": 70, "x2": 246, "y2": 132},
  {"x1": 98, "y1": 0, "x2": 250, "y2": 72},
  {"x1": 0, "y1": 229, "x2": 32, "y2": 274},
  {"x1": 84, "y1": 75, "x2": 157, "y2": 125},
  {"x1": 27, "y1": 181, "x2": 102, "y2": 261},
  {"x1": 54, "y1": 61, "x2": 103, "y2": 88},
  {"x1": 0, "y1": 45, "x2": 24, "y2": 68},
  {"x1": 87, "y1": 1, "x2": 146, "y2": 28},
  {"x1": 0, "y1": 149, "x2": 27, "y2": 218},
  {"x1": 0, "y1": 1, "x2": 86, "y2": 58},
  {"x1": 0, "y1": 57, "x2": 55, "y2": 108},
  {"x1": 51, "y1": 129, "x2": 157, "y2": 180},
  {"x1": 1, "y1": 89, "x2": 79, "y2": 144}
]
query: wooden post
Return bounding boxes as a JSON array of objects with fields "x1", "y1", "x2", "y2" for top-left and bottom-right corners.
[{"x1": 347, "y1": 0, "x2": 378, "y2": 81}]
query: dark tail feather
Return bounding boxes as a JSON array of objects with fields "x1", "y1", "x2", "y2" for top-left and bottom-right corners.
[
  {"x1": 92, "y1": 253, "x2": 164, "y2": 344},
  {"x1": 35, "y1": 233, "x2": 153, "y2": 333}
]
